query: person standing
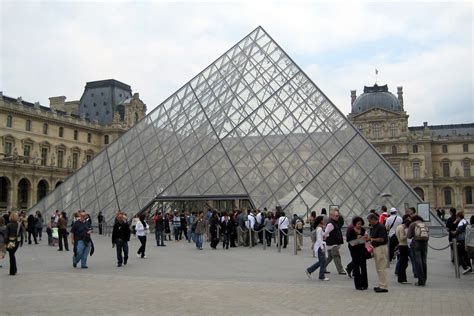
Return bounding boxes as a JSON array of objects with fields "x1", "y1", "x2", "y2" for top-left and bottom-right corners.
[
  {"x1": 305, "y1": 216, "x2": 329, "y2": 281},
  {"x1": 396, "y1": 215, "x2": 410, "y2": 284},
  {"x1": 209, "y1": 211, "x2": 220, "y2": 249},
  {"x1": 0, "y1": 217, "x2": 7, "y2": 268},
  {"x1": 465, "y1": 215, "x2": 474, "y2": 268},
  {"x1": 153, "y1": 212, "x2": 166, "y2": 247},
  {"x1": 58, "y1": 212, "x2": 69, "y2": 251},
  {"x1": 112, "y1": 212, "x2": 131, "y2": 267},
  {"x1": 263, "y1": 212, "x2": 274, "y2": 247},
  {"x1": 5, "y1": 212, "x2": 23, "y2": 275},
  {"x1": 27, "y1": 214, "x2": 38, "y2": 245},
  {"x1": 71, "y1": 210, "x2": 92, "y2": 269},
  {"x1": 407, "y1": 215, "x2": 429, "y2": 285},
  {"x1": 173, "y1": 212, "x2": 181, "y2": 242},
  {"x1": 454, "y1": 212, "x2": 472, "y2": 274},
  {"x1": 278, "y1": 212, "x2": 289, "y2": 248},
  {"x1": 194, "y1": 211, "x2": 205, "y2": 250},
  {"x1": 221, "y1": 213, "x2": 232, "y2": 250},
  {"x1": 346, "y1": 216, "x2": 368, "y2": 290},
  {"x1": 367, "y1": 213, "x2": 389, "y2": 293},
  {"x1": 385, "y1": 207, "x2": 403, "y2": 261},
  {"x1": 135, "y1": 214, "x2": 149, "y2": 259},
  {"x1": 294, "y1": 215, "x2": 304, "y2": 251},
  {"x1": 323, "y1": 209, "x2": 346, "y2": 275},
  {"x1": 97, "y1": 211, "x2": 104, "y2": 235},
  {"x1": 35, "y1": 211, "x2": 44, "y2": 241}
]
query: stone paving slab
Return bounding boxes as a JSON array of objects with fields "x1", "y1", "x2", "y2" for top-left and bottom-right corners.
[{"x1": 0, "y1": 234, "x2": 472, "y2": 315}]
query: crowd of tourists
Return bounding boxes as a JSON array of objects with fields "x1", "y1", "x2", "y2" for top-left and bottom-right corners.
[{"x1": 0, "y1": 206, "x2": 473, "y2": 293}]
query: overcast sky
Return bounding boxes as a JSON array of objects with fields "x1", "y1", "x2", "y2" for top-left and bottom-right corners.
[{"x1": 1, "y1": 0, "x2": 472, "y2": 126}]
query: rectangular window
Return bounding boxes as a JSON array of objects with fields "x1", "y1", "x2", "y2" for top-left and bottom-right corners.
[
  {"x1": 413, "y1": 162, "x2": 420, "y2": 178},
  {"x1": 72, "y1": 153, "x2": 79, "y2": 169},
  {"x1": 87, "y1": 133, "x2": 92, "y2": 143},
  {"x1": 6, "y1": 115, "x2": 13, "y2": 128},
  {"x1": 74, "y1": 130, "x2": 78, "y2": 141},
  {"x1": 25, "y1": 119, "x2": 31, "y2": 131},
  {"x1": 43, "y1": 123, "x2": 48, "y2": 135},
  {"x1": 442, "y1": 162, "x2": 450, "y2": 177},
  {"x1": 23, "y1": 145, "x2": 31, "y2": 158},
  {"x1": 442, "y1": 144, "x2": 448, "y2": 153},
  {"x1": 466, "y1": 188, "x2": 473, "y2": 205},
  {"x1": 463, "y1": 144, "x2": 469, "y2": 153},
  {"x1": 412, "y1": 145, "x2": 418, "y2": 153},
  {"x1": 464, "y1": 161, "x2": 471, "y2": 177},
  {"x1": 4, "y1": 142, "x2": 13, "y2": 156},
  {"x1": 59, "y1": 127, "x2": 64, "y2": 138},
  {"x1": 41, "y1": 148, "x2": 48, "y2": 166},
  {"x1": 58, "y1": 150, "x2": 64, "y2": 168},
  {"x1": 444, "y1": 189, "x2": 452, "y2": 205}
]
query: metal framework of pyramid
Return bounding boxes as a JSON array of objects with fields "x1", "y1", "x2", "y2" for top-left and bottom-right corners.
[{"x1": 31, "y1": 26, "x2": 433, "y2": 223}]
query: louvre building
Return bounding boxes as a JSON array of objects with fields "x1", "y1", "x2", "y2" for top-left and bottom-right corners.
[{"x1": 30, "y1": 27, "x2": 438, "y2": 225}]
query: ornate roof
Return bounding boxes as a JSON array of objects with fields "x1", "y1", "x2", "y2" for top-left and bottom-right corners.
[{"x1": 352, "y1": 84, "x2": 402, "y2": 114}]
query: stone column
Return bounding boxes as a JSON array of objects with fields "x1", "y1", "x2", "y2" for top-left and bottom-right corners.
[{"x1": 10, "y1": 176, "x2": 18, "y2": 211}]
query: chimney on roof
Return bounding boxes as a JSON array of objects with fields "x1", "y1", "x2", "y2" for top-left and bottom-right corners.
[
  {"x1": 397, "y1": 86, "x2": 404, "y2": 109},
  {"x1": 350, "y1": 90, "x2": 357, "y2": 106},
  {"x1": 423, "y1": 122, "x2": 428, "y2": 127},
  {"x1": 133, "y1": 92, "x2": 139, "y2": 99},
  {"x1": 49, "y1": 96, "x2": 66, "y2": 111}
]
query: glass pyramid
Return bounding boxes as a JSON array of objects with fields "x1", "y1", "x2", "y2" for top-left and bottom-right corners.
[{"x1": 31, "y1": 26, "x2": 436, "y2": 224}]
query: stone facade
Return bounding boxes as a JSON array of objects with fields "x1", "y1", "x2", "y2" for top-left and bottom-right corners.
[
  {"x1": 0, "y1": 80, "x2": 146, "y2": 212},
  {"x1": 349, "y1": 84, "x2": 474, "y2": 215}
]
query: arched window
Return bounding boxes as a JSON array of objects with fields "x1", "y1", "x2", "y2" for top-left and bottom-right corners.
[
  {"x1": 0, "y1": 177, "x2": 10, "y2": 206},
  {"x1": 43, "y1": 123, "x2": 48, "y2": 135},
  {"x1": 59, "y1": 127, "x2": 64, "y2": 138},
  {"x1": 443, "y1": 187, "x2": 453, "y2": 206},
  {"x1": 372, "y1": 124, "x2": 381, "y2": 139},
  {"x1": 104, "y1": 135, "x2": 109, "y2": 145},
  {"x1": 74, "y1": 130, "x2": 78, "y2": 141},
  {"x1": 412, "y1": 144, "x2": 418, "y2": 153},
  {"x1": 25, "y1": 119, "x2": 31, "y2": 131},
  {"x1": 37, "y1": 180, "x2": 49, "y2": 202},
  {"x1": 18, "y1": 178, "x2": 30, "y2": 208},
  {"x1": 463, "y1": 159, "x2": 471, "y2": 177},
  {"x1": 6, "y1": 115, "x2": 13, "y2": 128},
  {"x1": 465, "y1": 186, "x2": 473, "y2": 205},
  {"x1": 414, "y1": 187, "x2": 425, "y2": 201},
  {"x1": 389, "y1": 123, "x2": 396, "y2": 138},
  {"x1": 391, "y1": 145, "x2": 397, "y2": 154},
  {"x1": 413, "y1": 161, "x2": 421, "y2": 178}
]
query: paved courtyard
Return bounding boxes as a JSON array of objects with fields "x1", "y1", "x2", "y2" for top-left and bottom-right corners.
[{"x1": 0, "y1": 232, "x2": 472, "y2": 315}]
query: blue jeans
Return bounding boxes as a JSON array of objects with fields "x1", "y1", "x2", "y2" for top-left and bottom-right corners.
[
  {"x1": 73, "y1": 240, "x2": 91, "y2": 268},
  {"x1": 188, "y1": 229, "x2": 194, "y2": 243},
  {"x1": 307, "y1": 248, "x2": 327, "y2": 279},
  {"x1": 413, "y1": 241, "x2": 428, "y2": 285},
  {"x1": 116, "y1": 239, "x2": 129, "y2": 265},
  {"x1": 155, "y1": 229, "x2": 164, "y2": 246},
  {"x1": 174, "y1": 227, "x2": 181, "y2": 241},
  {"x1": 409, "y1": 247, "x2": 418, "y2": 277},
  {"x1": 195, "y1": 233, "x2": 203, "y2": 249}
]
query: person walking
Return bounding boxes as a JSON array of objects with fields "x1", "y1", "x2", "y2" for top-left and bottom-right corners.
[
  {"x1": 367, "y1": 213, "x2": 389, "y2": 293},
  {"x1": 135, "y1": 214, "x2": 149, "y2": 259},
  {"x1": 346, "y1": 216, "x2": 368, "y2": 290},
  {"x1": 153, "y1": 212, "x2": 166, "y2": 247},
  {"x1": 71, "y1": 210, "x2": 92, "y2": 269},
  {"x1": 305, "y1": 216, "x2": 329, "y2": 281},
  {"x1": 323, "y1": 209, "x2": 346, "y2": 275},
  {"x1": 58, "y1": 211, "x2": 69, "y2": 251},
  {"x1": 6, "y1": 212, "x2": 23, "y2": 275},
  {"x1": 385, "y1": 208, "x2": 402, "y2": 261},
  {"x1": 454, "y1": 212, "x2": 472, "y2": 274},
  {"x1": 112, "y1": 212, "x2": 131, "y2": 267}
]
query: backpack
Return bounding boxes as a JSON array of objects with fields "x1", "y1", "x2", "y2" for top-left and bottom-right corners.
[
  {"x1": 414, "y1": 221, "x2": 429, "y2": 241},
  {"x1": 295, "y1": 218, "x2": 304, "y2": 230}
]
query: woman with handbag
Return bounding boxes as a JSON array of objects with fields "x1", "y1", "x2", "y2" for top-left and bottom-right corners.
[
  {"x1": 6, "y1": 212, "x2": 23, "y2": 275},
  {"x1": 346, "y1": 216, "x2": 369, "y2": 290}
]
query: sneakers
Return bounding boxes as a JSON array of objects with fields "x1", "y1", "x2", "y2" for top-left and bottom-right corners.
[
  {"x1": 305, "y1": 270, "x2": 312, "y2": 279},
  {"x1": 73, "y1": 262, "x2": 77, "y2": 268},
  {"x1": 319, "y1": 277, "x2": 330, "y2": 281},
  {"x1": 339, "y1": 268, "x2": 347, "y2": 275},
  {"x1": 462, "y1": 267, "x2": 472, "y2": 275},
  {"x1": 143, "y1": 255, "x2": 147, "y2": 259},
  {"x1": 136, "y1": 253, "x2": 141, "y2": 258}
]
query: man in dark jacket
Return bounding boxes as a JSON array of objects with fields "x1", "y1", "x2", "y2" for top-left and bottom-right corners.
[
  {"x1": 112, "y1": 212, "x2": 131, "y2": 267},
  {"x1": 153, "y1": 212, "x2": 166, "y2": 247}
]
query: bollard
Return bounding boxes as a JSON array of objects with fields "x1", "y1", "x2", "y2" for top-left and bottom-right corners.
[
  {"x1": 294, "y1": 229, "x2": 297, "y2": 255},
  {"x1": 263, "y1": 229, "x2": 266, "y2": 250},
  {"x1": 278, "y1": 228, "x2": 281, "y2": 253},
  {"x1": 452, "y1": 238, "x2": 460, "y2": 279},
  {"x1": 249, "y1": 227, "x2": 253, "y2": 248},
  {"x1": 237, "y1": 227, "x2": 241, "y2": 247}
]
